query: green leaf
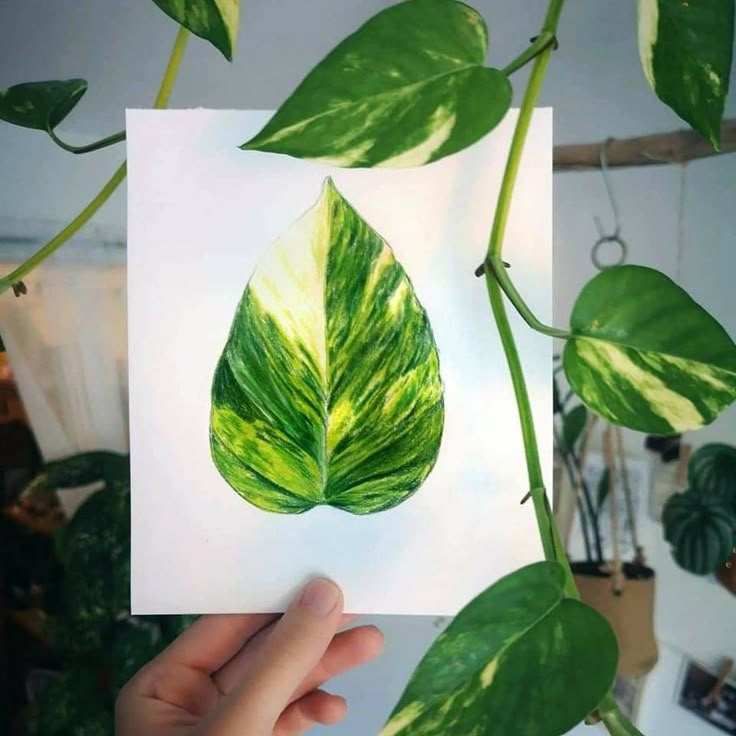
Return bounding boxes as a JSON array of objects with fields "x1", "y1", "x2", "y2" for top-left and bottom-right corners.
[
  {"x1": 210, "y1": 178, "x2": 444, "y2": 514},
  {"x1": 597, "y1": 466, "x2": 611, "y2": 514},
  {"x1": 151, "y1": 0, "x2": 239, "y2": 60},
  {"x1": 21, "y1": 451, "x2": 129, "y2": 499},
  {"x1": 638, "y1": 0, "x2": 734, "y2": 148},
  {"x1": 241, "y1": 0, "x2": 511, "y2": 168},
  {"x1": 662, "y1": 488, "x2": 736, "y2": 574},
  {"x1": 563, "y1": 265, "x2": 736, "y2": 435},
  {"x1": 381, "y1": 562, "x2": 618, "y2": 736},
  {"x1": 21, "y1": 667, "x2": 112, "y2": 736},
  {"x1": 562, "y1": 405, "x2": 588, "y2": 450},
  {"x1": 0, "y1": 79, "x2": 87, "y2": 131},
  {"x1": 108, "y1": 620, "x2": 160, "y2": 691},
  {"x1": 688, "y1": 443, "x2": 736, "y2": 508}
]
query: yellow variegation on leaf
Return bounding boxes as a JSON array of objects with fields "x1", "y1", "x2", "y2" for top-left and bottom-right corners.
[
  {"x1": 240, "y1": 0, "x2": 511, "y2": 168},
  {"x1": 151, "y1": 0, "x2": 239, "y2": 60},
  {"x1": 564, "y1": 265, "x2": 736, "y2": 435},
  {"x1": 210, "y1": 179, "x2": 444, "y2": 514},
  {"x1": 637, "y1": 0, "x2": 734, "y2": 148},
  {"x1": 381, "y1": 562, "x2": 618, "y2": 736}
]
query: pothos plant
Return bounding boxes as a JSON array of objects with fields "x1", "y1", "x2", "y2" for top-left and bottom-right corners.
[{"x1": 1, "y1": 0, "x2": 735, "y2": 734}]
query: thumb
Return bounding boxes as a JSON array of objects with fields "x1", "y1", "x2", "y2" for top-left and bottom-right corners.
[{"x1": 207, "y1": 578, "x2": 344, "y2": 734}]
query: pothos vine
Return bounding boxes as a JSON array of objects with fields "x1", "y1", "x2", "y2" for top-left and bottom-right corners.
[{"x1": 1, "y1": 1, "x2": 734, "y2": 734}]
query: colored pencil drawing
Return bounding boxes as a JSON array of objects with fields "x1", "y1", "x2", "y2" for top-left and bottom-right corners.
[{"x1": 209, "y1": 178, "x2": 444, "y2": 514}]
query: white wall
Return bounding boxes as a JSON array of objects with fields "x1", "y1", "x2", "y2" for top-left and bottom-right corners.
[{"x1": 1, "y1": 2, "x2": 735, "y2": 734}]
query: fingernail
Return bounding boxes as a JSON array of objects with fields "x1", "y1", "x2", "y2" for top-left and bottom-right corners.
[{"x1": 299, "y1": 577, "x2": 340, "y2": 617}]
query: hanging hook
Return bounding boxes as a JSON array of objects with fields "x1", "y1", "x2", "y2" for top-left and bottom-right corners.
[{"x1": 591, "y1": 138, "x2": 627, "y2": 270}]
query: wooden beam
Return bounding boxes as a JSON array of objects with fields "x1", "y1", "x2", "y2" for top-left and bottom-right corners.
[{"x1": 553, "y1": 119, "x2": 736, "y2": 172}]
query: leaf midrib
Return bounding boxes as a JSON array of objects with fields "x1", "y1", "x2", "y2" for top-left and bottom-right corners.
[{"x1": 408, "y1": 588, "x2": 566, "y2": 722}]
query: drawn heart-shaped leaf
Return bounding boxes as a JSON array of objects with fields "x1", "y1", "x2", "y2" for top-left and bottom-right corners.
[
  {"x1": 381, "y1": 562, "x2": 618, "y2": 736},
  {"x1": 0, "y1": 79, "x2": 87, "y2": 131},
  {"x1": 241, "y1": 0, "x2": 511, "y2": 167},
  {"x1": 210, "y1": 178, "x2": 444, "y2": 514},
  {"x1": 564, "y1": 265, "x2": 736, "y2": 435}
]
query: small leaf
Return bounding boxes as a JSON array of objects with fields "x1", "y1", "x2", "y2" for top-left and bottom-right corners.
[
  {"x1": 564, "y1": 265, "x2": 736, "y2": 435},
  {"x1": 0, "y1": 79, "x2": 87, "y2": 131},
  {"x1": 638, "y1": 0, "x2": 734, "y2": 148},
  {"x1": 151, "y1": 0, "x2": 239, "y2": 60},
  {"x1": 662, "y1": 489, "x2": 736, "y2": 574},
  {"x1": 381, "y1": 562, "x2": 618, "y2": 736},
  {"x1": 562, "y1": 405, "x2": 588, "y2": 450},
  {"x1": 241, "y1": 0, "x2": 511, "y2": 168},
  {"x1": 553, "y1": 376, "x2": 562, "y2": 414},
  {"x1": 210, "y1": 178, "x2": 444, "y2": 514},
  {"x1": 688, "y1": 443, "x2": 736, "y2": 508},
  {"x1": 597, "y1": 466, "x2": 611, "y2": 514}
]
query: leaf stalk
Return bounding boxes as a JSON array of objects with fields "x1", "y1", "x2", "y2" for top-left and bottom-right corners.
[
  {"x1": 46, "y1": 126, "x2": 127, "y2": 155},
  {"x1": 501, "y1": 30, "x2": 558, "y2": 77},
  {"x1": 485, "y1": 3, "x2": 645, "y2": 734},
  {"x1": 0, "y1": 26, "x2": 190, "y2": 297}
]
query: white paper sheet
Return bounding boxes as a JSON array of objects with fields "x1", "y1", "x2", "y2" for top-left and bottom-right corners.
[{"x1": 127, "y1": 108, "x2": 552, "y2": 615}]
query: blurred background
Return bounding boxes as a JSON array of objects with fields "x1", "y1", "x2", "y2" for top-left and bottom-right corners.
[{"x1": 0, "y1": 1, "x2": 734, "y2": 734}]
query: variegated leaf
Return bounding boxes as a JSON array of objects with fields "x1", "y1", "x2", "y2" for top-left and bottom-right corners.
[
  {"x1": 241, "y1": 0, "x2": 511, "y2": 168},
  {"x1": 0, "y1": 79, "x2": 87, "y2": 131},
  {"x1": 638, "y1": 0, "x2": 734, "y2": 148},
  {"x1": 564, "y1": 266, "x2": 736, "y2": 435},
  {"x1": 381, "y1": 562, "x2": 618, "y2": 736},
  {"x1": 210, "y1": 178, "x2": 444, "y2": 514},
  {"x1": 151, "y1": 0, "x2": 239, "y2": 60}
]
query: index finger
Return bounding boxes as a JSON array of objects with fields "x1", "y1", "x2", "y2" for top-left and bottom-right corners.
[{"x1": 156, "y1": 613, "x2": 279, "y2": 673}]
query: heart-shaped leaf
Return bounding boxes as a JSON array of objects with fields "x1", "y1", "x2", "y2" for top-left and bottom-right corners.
[
  {"x1": 381, "y1": 562, "x2": 618, "y2": 736},
  {"x1": 151, "y1": 0, "x2": 239, "y2": 60},
  {"x1": 241, "y1": 0, "x2": 511, "y2": 168},
  {"x1": 688, "y1": 443, "x2": 736, "y2": 508},
  {"x1": 563, "y1": 265, "x2": 736, "y2": 435},
  {"x1": 663, "y1": 489, "x2": 735, "y2": 574},
  {"x1": 562, "y1": 404, "x2": 588, "y2": 450},
  {"x1": 0, "y1": 79, "x2": 87, "y2": 131},
  {"x1": 638, "y1": 0, "x2": 734, "y2": 148},
  {"x1": 210, "y1": 178, "x2": 444, "y2": 514}
]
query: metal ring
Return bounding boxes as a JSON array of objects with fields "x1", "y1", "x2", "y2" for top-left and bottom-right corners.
[{"x1": 591, "y1": 235, "x2": 627, "y2": 270}]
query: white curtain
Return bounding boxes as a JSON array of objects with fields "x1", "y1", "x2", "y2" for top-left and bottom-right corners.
[{"x1": 0, "y1": 218, "x2": 128, "y2": 512}]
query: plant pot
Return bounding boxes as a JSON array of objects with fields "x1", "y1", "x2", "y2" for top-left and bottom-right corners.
[
  {"x1": 572, "y1": 561, "x2": 658, "y2": 678},
  {"x1": 715, "y1": 549, "x2": 736, "y2": 596}
]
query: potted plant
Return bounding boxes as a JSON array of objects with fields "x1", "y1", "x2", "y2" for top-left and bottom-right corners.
[
  {"x1": 554, "y1": 377, "x2": 658, "y2": 679},
  {"x1": 663, "y1": 443, "x2": 736, "y2": 595},
  {"x1": 2, "y1": 451, "x2": 195, "y2": 734}
]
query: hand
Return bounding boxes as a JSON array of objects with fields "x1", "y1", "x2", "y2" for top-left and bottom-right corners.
[{"x1": 116, "y1": 578, "x2": 383, "y2": 735}]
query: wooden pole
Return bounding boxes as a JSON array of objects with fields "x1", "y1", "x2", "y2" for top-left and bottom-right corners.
[{"x1": 553, "y1": 119, "x2": 736, "y2": 172}]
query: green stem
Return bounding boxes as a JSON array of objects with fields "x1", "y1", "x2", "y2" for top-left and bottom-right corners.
[
  {"x1": 484, "y1": 0, "x2": 573, "y2": 593},
  {"x1": 485, "y1": 256, "x2": 570, "y2": 338},
  {"x1": 598, "y1": 696, "x2": 645, "y2": 736},
  {"x1": 487, "y1": 4, "x2": 642, "y2": 734},
  {"x1": 46, "y1": 126, "x2": 126, "y2": 155},
  {"x1": 501, "y1": 30, "x2": 557, "y2": 77},
  {"x1": 0, "y1": 26, "x2": 190, "y2": 297}
]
